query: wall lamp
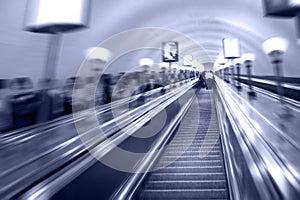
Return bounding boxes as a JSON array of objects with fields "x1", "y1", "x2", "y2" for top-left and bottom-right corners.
[
  {"x1": 234, "y1": 58, "x2": 243, "y2": 90},
  {"x1": 242, "y1": 53, "x2": 256, "y2": 97},
  {"x1": 263, "y1": 37, "x2": 292, "y2": 117}
]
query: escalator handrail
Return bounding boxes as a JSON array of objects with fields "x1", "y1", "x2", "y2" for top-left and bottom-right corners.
[
  {"x1": 215, "y1": 77, "x2": 300, "y2": 200},
  {"x1": 214, "y1": 80, "x2": 276, "y2": 200},
  {"x1": 236, "y1": 76, "x2": 300, "y2": 104},
  {"x1": 238, "y1": 74, "x2": 300, "y2": 86},
  {"x1": 7, "y1": 80, "x2": 198, "y2": 200},
  {"x1": 214, "y1": 89, "x2": 239, "y2": 200},
  {"x1": 0, "y1": 79, "x2": 197, "y2": 181},
  {"x1": 238, "y1": 81, "x2": 300, "y2": 109},
  {"x1": 0, "y1": 78, "x2": 192, "y2": 140},
  {"x1": 0, "y1": 79, "x2": 192, "y2": 146}
]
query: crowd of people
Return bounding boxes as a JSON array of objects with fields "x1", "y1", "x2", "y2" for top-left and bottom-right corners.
[{"x1": 0, "y1": 64, "x2": 211, "y2": 133}]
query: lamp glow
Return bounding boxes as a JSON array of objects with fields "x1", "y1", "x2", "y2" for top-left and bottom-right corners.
[
  {"x1": 159, "y1": 62, "x2": 169, "y2": 69},
  {"x1": 262, "y1": 37, "x2": 289, "y2": 55},
  {"x1": 242, "y1": 53, "x2": 256, "y2": 96},
  {"x1": 139, "y1": 58, "x2": 154, "y2": 66},
  {"x1": 262, "y1": 36, "x2": 291, "y2": 114},
  {"x1": 234, "y1": 58, "x2": 243, "y2": 65},
  {"x1": 85, "y1": 47, "x2": 112, "y2": 63},
  {"x1": 242, "y1": 53, "x2": 255, "y2": 62}
]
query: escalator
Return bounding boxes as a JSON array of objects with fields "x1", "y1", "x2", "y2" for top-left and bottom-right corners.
[
  {"x1": 0, "y1": 80, "x2": 198, "y2": 200},
  {"x1": 135, "y1": 90, "x2": 230, "y2": 200}
]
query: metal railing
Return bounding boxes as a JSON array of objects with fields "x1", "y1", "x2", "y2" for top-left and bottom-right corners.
[{"x1": 214, "y1": 76, "x2": 300, "y2": 200}]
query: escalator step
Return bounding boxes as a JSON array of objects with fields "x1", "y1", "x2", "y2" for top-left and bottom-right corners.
[
  {"x1": 148, "y1": 172, "x2": 226, "y2": 181},
  {"x1": 165, "y1": 146, "x2": 221, "y2": 151},
  {"x1": 173, "y1": 135, "x2": 220, "y2": 139},
  {"x1": 155, "y1": 165, "x2": 224, "y2": 173},
  {"x1": 165, "y1": 143, "x2": 219, "y2": 148},
  {"x1": 169, "y1": 142, "x2": 220, "y2": 145},
  {"x1": 139, "y1": 188, "x2": 229, "y2": 199},
  {"x1": 143, "y1": 180, "x2": 227, "y2": 190},
  {"x1": 163, "y1": 150, "x2": 221, "y2": 155},
  {"x1": 158, "y1": 160, "x2": 223, "y2": 167},
  {"x1": 160, "y1": 156, "x2": 221, "y2": 162}
]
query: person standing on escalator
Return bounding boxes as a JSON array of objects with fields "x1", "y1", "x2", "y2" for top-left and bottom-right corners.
[{"x1": 199, "y1": 72, "x2": 208, "y2": 89}]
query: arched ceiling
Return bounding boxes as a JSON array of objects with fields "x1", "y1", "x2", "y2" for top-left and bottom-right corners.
[
  {"x1": 61, "y1": 0, "x2": 300, "y2": 77},
  {"x1": 1, "y1": 0, "x2": 300, "y2": 81}
]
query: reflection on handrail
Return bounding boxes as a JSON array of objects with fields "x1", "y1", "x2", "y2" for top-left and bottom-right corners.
[
  {"x1": 214, "y1": 97, "x2": 240, "y2": 200},
  {"x1": 215, "y1": 77, "x2": 300, "y2": 200},
  {"x1": 239, "y1": 82, "x2": 300, "y2": 109},
  {"x1": 0, "y1": 91, "x2": 138, "y2": 145},
  {"x1": 236, "y1": 76, "x2": 300, "y2": 102}
]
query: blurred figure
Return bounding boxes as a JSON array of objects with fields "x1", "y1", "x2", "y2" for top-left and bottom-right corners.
[
  {"x1": 199, "y1": 72, "x2": 208, "y2": 89},
  {"x1": 7, "y1": 77, "x2": 39, "y2": 129},
  {"x1": 196, "y1": 70, "x2": 200, "y2": 79},
  {"x1": 47, "y1": 79, "x2": 65, "y2": 118},
  {"x1": 116, "y1": 72, "x2": 125, "y2": 81},
  {"x1": 101, "y1": 73, "x2": 113, "y2": 104},
  {"x1": 112, "y1": 72, "x2": 135, "y2": 101},
  {"x1": 85, "y1": 47, "x2": 113, "y2": 106},
  {"x1": 169, "y1": 65, "x2": 175, "y2": 86},
  {"x1": 111, "y1": 72, "x2": 126, "y2": 100},
  {"x1": 178, "y1": 67, "x2": 185, "y2": 84},
  {"x1": 184, "y1": 68, "x2": 189, "y2": 82},
  {"x1": 150, "y1": 70, "x2": 161, "y2": 90},
  {"x1": 138, "y1": 65, "x2": 152, "y2": 95},
  {"x1": 36, "y1": 78, "x2": 64, "y2": 122},
  {"x1": 73, "y1": 77, "x2": 86, "y2": 111},
  {"x1": 36, "y1": 78, "x2": 65, "y2": 122},
  {"x1": 136, "y1": 71, "x2": 148, "y2": 104},
  {"x1": 204, "y1": 70, "x2": 214, "y2": 89},
  {"x1": 63, "y1": 77, "x2": 85, "y2": 114},
  {"x1": 158, "y1": 63, "x2": 170, "y2": 93},
  {"x1": 84, "y1": 76, "x2": 97, "y2": 108},
  {"x1": 36, "y1": 78, "x2": 52, "y2": 123},
  {"x1": 126, "y1": 71, "x2": 142, "y2": 108},
  {"x1": 138, "y1": 58, "x2": 155, "y2": 92},
  {"x1": 87, "y1": 69, "x2": 109, "y2": 107},
  {"x1": 0, "y1": 79, "x2": 13, "y2": 133},
  {"x1": 63, "y1": 77, "x2": 75, "y2": 114},
  {"x1": 128, "y1": 63, "x2": 152, "y2": 106}
]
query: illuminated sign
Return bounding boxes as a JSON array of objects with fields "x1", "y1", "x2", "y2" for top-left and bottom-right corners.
[
  {"x1": 24, "y1": 0, "x2": 90, "y2": 33},
  {"x1": 222, "y1": 38, "x2": 241, "y2": 59},
  {"x1": 162, "y1": 41, "x2": 179, "y2": 62}
]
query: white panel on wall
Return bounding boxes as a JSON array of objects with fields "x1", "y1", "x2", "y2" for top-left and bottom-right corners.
[{"x1": 24, "y1": 0, "x2": 90, "y2": 33}]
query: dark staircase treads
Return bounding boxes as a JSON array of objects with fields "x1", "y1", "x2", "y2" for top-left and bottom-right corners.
[{"x1": 135, "y1": 90, "x2": 230, "y2": 200}]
